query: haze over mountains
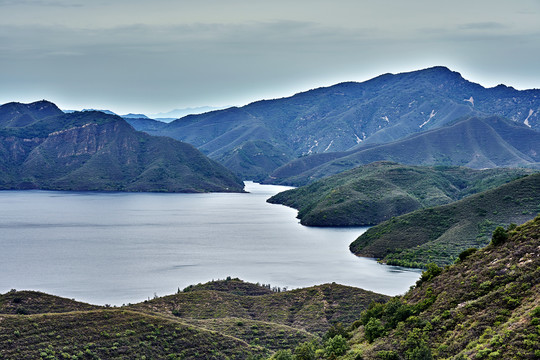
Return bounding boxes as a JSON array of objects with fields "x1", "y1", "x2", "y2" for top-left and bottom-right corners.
[
  {"x1": 0, "y1": 100, "x2": 244, "y2": 192},
  {"x1": 128, "y1": 66, "x2": 540, "y2": 181}
]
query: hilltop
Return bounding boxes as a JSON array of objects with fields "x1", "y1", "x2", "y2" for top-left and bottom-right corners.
[
  {"x1": 350, "y1": 172, "x2": 540, "y2": 267},
  {"x1": 129, "y1": 67, "x2": 540, "y2": 180},
  {"x1": 268, "y1": 162, "x2": 535, "y2": 226},
  {"x1": 0, "y1": 100, "x2": 244, "y2": 193},
  {"x1": 0, "y1": 279, "x2": 387, "y2": 358}
]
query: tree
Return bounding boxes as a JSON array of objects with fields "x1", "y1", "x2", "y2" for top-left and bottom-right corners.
[
  {"x1": 491, "y1": 226, "x2": 508, "y2": 246},
  {"x1": 324, "y1": 335, "x2": 349, "y2": 359},
  {"x1": 364, "y1": 318, "x2": 385, "y2": 343}
]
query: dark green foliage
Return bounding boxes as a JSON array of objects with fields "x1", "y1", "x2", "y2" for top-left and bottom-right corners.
[
  {"x1": 416, "y1": 263, "x2": 443, "y2": 286},
  {"x1": 350, "y1": 173, "x2": 540, "y2": 267},
  {"x1": 324, "y1": 335, "x2": 349, "y2": 359},
  {"x1": 457, "y1": 247, "x2": 478, "y2": 262},
  {"x1": 268, "y1": 162, "x2": 533, "y2": 226},
  {"x1": 293, "y1": 340, "x2": 318, "y2": 360},
  {"x1": 364, "y1": 318, "x2": 385, "y2": 343},
  {"x1": 490, "y1": 226, "x2": 508, "y2": 246},
  {"x1": 324, "y1": 322, "x2": 351, "y2": 340}
]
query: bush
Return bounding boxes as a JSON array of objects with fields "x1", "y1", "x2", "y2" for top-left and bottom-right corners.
[
  {"x1": 294, "y1": 341, "x2": 317, "y2": 360},
  {"x1": 365, "y1": 318, "x2": 385, "y2": 343},
  {"x1": 416, "y1": 263, "x2": 443, "y2": 286},
  {"x1": 324, "y1": 335, "x2": 349, "y2": 359},
  {"x1": 457, "y1": 248, "x2": 478, "y2": 262},
  {"x1": 490, "y1": 226, "x2": 508, "y2": 246}
]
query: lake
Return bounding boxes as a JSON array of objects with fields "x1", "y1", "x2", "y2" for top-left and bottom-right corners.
[{"x1": 0, "y1": 182, "x2": 420, "y2": 305}]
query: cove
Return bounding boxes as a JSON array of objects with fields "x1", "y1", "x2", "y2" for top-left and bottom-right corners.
[{"x1": 0, "y1": 182, "x2": 420, "y2": 305}]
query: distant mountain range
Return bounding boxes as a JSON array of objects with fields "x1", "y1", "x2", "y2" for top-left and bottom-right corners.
[
  {"x1": 128, "y1": 66, "x2": 540, "y2": 180},
  {"x1": 0, "y1": 100, "x2": 244, "y2": 192},
  {"x1": 268, "y1": 116, "x2": 540, "y2": 185}
]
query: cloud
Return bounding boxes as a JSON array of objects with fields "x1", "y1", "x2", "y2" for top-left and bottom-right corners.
[
  {"x1": 0, "y1": 0, "x2": 82, "y2": 6},
  {"x1": 459, "y1": 22, "x2": 507, "y2": 30}
]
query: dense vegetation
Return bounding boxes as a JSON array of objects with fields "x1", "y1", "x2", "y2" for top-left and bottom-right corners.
[
  {"x1": 129, "y1": 67, "x2": 540, "y2": 180},
  {"x1": 267, "y1": 116, "x2": 540, "y2": 186},
  {"x1": 0, "y1": 279, "x2": 387, "y2": 359},
  {"x1": 0, "y1": 101, "x2": 245, "y2": 192},
  {"x1": 267, "y1": 215, "x2": 540, "y2": 359},
  {"x1": 268, "y1": 162, "x2": 535, "y2": 226},
  {"x1": 350, "y1": 173, "x2": 540, "y2": 268}
]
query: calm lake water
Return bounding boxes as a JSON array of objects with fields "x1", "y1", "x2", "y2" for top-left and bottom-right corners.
[{"x1": 0, "y1": 182, "x2": 420, "y2": 305}]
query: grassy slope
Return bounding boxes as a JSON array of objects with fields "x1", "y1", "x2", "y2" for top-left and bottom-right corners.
[
  {"x1": 352, "y1": 215, "x2": 540, "y2": 359},
  {"x1": 130, "y1": 280, "x2": 389, "y2": 335},
  {"x1": 350, "y1": 173, "x2": 540, "y2": 267},
  {"x1": 268, "y1": 162, "x2": 535, "y2": 226},
  {"x1": 0, "y1": 280, "x2": 387, "y2": 358},
  {"x1": 0, "y1": 310, "x2": 265, "y2": 359}
]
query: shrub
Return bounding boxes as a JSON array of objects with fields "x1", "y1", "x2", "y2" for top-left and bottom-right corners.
[
  {"x1": 458, "y1": 248, "x2": 478, "y2": 262},
  {"x1": 294, "y1": 340, "x2": 317, "y2": 360},
  {"x1": 416, "y1": 263, "x2": 443, "y2": 286},
  {"x1": 490, "y1": 227, "x2": 508, "y2": 246},
  {"x1": 324, "y1": 335, "x2": 349, "y2": 359},
  {"x1": 365, "y1": 318, "x2": 385, "y2": 343}
]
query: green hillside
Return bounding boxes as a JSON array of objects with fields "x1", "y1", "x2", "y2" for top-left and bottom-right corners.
[
  {"x1": 268, "y1": 162, "x2": 535, "y2": 226},
  {"x1": 350, "y1": 173, "x2": 540, "y2": 267},
  {"x1": 129, "y1": 279, "x2": 389, "y2": 336},
  {"x1": 0, "y1": 101, "x2": 245, "y2": 193},
  {"x1": 0, "y1": 279, "x2": 387, "y2": 358},
  {"x1": 268, "y1": 215, "x2": 540, "y2": 359}
]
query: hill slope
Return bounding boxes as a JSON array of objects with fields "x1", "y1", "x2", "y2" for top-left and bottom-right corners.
[
  {"x1": 268, "y1": 162, "x2": 535, "y2": 226},
  {"x1": 129, "y1": 279, "x2": 389, "y2": 336},
  {"x1": 268, "y1": 116, "x2": 540, "y2": 185},
  {"x1": 269, "y1": 216, "x2": 540, "y2": 359},
  {"x1": 350, "y1": 173, "x2": 540, "y2": 267},
  {"x1": 130, "y1": 67, "x2": 540, "y2": 179},
  {"x1": 0, "y1": 101, "x2": 244, "y2": 192},
  {"x1": 0, "y1": 279, "x2": 388, "y2": 358},
  {"x1": 350, "y1": 215, "x2": 540, "y2": 359}
]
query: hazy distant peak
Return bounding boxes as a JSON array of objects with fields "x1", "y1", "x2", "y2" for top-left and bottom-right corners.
[
  {"x1": 121, "y1": 113, "x2": 149, "y2": 119},
  {"x1": 81, "y1": 109, "x2": 118, "y2": 116}
]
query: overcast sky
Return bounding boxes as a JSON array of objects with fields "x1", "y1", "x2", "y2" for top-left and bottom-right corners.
[{"x1": 1, "y1": 0, "x2": 539, "y2": 114}]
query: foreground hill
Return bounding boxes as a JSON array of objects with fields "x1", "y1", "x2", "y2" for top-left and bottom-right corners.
[
  {"x1": 129, "y1": 279, "x2": 388, "y2": 336},
  {"x1": 0, "y1": 101, "x2": 244, "y2": 192},
  {"x1": 268, "y1": 162, "x2": 535, "y2": 226},
  {"x1": 350, "y1": 173, "x2": 540, "y2": 267},
  {"x1": 269, "y1": 215, "x2": 540, "y2": 359},
  {"x1": 130, "y1": 67, "x2": 540, "y2": 180},
  {"x1": 268, "y1": 116, "x2": 540, "y2": 185},
  {"x1": 0, "y1": 279, "x2": 387, "y2": 358}
]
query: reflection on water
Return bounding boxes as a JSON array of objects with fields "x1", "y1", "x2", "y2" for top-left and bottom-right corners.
[{"x1": 0, "y1": 182, "x2": 420, "y2": 305}]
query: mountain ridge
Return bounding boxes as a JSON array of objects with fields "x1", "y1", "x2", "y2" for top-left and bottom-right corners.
[
  {"x1": 128, "y1": 66, "x2": 540, "y2": 180},
  {"x1": 0, "y1": 101, "x2": 245, "y2": 193}
]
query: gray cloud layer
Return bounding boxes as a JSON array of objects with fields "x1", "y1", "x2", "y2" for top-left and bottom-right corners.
[{"x1": 1, "y1": 0, "x2": 539, "y2": 113}]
